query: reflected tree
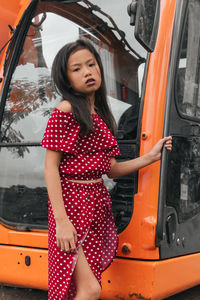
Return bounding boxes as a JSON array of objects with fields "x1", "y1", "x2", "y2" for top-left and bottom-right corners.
[{"x1": 0, "y1": 21, "x2": 59, "y2": 157}]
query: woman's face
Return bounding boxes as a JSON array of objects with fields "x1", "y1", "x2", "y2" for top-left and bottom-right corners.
[{"x1": 67, "y1": 48, "x2": 102, "y2": 99}]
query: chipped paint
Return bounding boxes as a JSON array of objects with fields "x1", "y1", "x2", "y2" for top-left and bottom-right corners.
[
  {"x1": 129, "y1": 293, "x2": 151, "y2": 300},
  {"x1": 114, "y1": 293, "x2": 151, "y2": 300}
]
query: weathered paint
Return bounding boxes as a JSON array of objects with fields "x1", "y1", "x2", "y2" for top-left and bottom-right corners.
[{"x1": 101, "y1": 254, "x2": 200, "y2": 299}]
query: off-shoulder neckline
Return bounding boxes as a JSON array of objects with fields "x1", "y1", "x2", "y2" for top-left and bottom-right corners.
[{"x1": 54, "y1": 107, "x2": 98, "y2": 117}]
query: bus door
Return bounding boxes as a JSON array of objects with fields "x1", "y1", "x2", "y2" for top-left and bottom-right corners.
[{"x1": 157, "y1": 0, "x2": 200, "y2": 259}]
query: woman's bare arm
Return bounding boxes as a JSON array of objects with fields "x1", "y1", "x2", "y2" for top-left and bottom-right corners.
[
  {"x1": 44, "y1": 149, "x2": 68, "y2": 221},
  {"x1": 108, "y1": 136, "x2": 172, "y2": 179},
  {"x1": 44, "y1": 100, "x2": 72, "y2": 221},
  {"x1": 44, "y1": 149, "x2": 77, "y2": 252}
]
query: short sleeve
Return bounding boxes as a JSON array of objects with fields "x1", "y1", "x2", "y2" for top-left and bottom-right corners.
[
  {"x1": 41, "y1": 108, "x2": 80, "y2": 152},
  {"x1": 105, "y1": 145, "x2": 121, "y2": 157}
]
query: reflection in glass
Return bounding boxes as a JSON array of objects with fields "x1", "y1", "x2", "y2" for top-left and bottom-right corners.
[
  {"x1": 0, "y1": 147, "x2": 47, "y2": 227},
  {"x1": 166, "y1": 137, "x2": 200, "y2": 222},
  {"x1": 176, "y1": 0, "x2": 200, "y2": 118}
]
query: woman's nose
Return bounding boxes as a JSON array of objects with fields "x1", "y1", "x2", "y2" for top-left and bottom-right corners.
[{"x1": 83, "y1": 66, "x2": 91, "y2": 76}]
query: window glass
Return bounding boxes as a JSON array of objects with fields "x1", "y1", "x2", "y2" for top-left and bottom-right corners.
[
  {"x1": 176, "y1": 0, "x2": 200, "y2": 119},
  {"x1": 0, "y1": 147, "x2": 48, "y2": 226},
  {"x1": 134, "y1": 0, "x2": 159, "y2": 52},
  {"x1": 1, "y1": 1, "x2": 146, "y2": 144},
  {"x1": 166, "y1": 0, "x2": 200, "y2": 222},
  {"x1": 0, "y1": 1, "x2": 146, "y2": 230},
  {"x1": 166, "y1": 137, "x2": 200, "y2": 222}
]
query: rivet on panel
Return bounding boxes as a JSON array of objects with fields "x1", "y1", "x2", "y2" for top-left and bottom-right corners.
[
  {"x1": 141, "y1": 132, "x2": 150, "y2": 140},
  {"x1": 122, "y1": 243, "x2": 132, "y2": 254}
]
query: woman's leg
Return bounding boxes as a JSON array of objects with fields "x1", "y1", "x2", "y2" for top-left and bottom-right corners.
[{"x1": 73, "y1": 246, "x2": 102, "y2": 300}]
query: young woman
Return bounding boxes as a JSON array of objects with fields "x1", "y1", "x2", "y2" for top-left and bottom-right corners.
[{"x1": 41, "y1": 39, "x2": 172, "y2": 300}]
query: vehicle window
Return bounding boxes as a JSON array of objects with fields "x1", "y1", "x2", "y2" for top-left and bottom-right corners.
[
  {"x1": 176, "y1": 0, "x2": 200, "y2": 119},
  {"x1": 0, "y1": 147, "x2": 48, "y2": 227},
  {"x1": 0, "y1": 1, "x2": 146, "y2": 230},
  {"x1": 166, "y1": 137, "x2": 200, "y2": 222},
  {"x1": 166, "y1": 0, "x2": 200, "y2": 222},
  {"x1": 134, "y1": 0, "x2": 159, "y2": 52}
]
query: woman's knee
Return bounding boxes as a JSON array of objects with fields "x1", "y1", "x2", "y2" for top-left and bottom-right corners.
[
  {"x1": 89, "y1": 282, "x2": 101, "y2": 299},
  {"x1": 77, "y1": 281, "x2": 101, "y2": 300}
]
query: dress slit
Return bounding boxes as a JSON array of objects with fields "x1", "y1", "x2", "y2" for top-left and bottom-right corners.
[
  {"x1": 70, "y1": 246, "x2": 101, "y2": 294},
  {"x1": 64, "y1": 231, "x2": 101, "y2": 299},
  {"x1": 48, "y1": 180, "x2": 118, "y2": 299}
]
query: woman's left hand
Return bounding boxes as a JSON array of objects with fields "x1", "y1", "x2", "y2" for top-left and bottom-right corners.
[
  {"x1": 149, "y1": 136, "x2": 172, "y2": 162},
  {"x1": 108, "y1": 136, "x2": 173, "y2": 179}
]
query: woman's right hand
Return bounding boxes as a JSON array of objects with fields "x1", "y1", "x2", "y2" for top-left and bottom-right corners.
[{"x1": 56, "y1": 218, "x2": 78, "y2": 253}]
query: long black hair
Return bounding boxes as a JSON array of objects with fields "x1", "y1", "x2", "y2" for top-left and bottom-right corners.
[{"x1": 51, "y1": 39, "x2": 116, "y2": 136}]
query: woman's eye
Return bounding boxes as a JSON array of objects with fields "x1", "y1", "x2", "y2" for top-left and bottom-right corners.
[
  {"x1": 89, "y1": 63, "x2": 95, "y2": 67},
  {"x1": 73, "y1": 68, "x2": 80, "y2": 72}
]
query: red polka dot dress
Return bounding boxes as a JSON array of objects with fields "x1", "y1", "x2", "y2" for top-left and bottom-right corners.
[{"x1": 41, "y1": 108, "x2": 121, "y2": 300}]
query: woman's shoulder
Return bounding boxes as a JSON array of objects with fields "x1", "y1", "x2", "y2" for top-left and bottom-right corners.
[{"x1": 56, "y1": 100, "x2": 72, "y2": 113}]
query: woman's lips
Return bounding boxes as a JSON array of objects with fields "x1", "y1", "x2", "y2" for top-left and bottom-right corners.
[{"x1": 86, "y1": 78, "x2": 96, "y2": 86}]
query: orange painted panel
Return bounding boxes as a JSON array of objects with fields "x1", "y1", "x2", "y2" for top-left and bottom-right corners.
[
  {"x1": 0, "y1": 245, "x2": 48, "y2": 290},
  {"x1": 0, "y1": 0, "x2": 31, "y2": 81},
  {"x1": 0, "y1": 224, "x2": 48, "y2": 249},
  {"x1": 101, "y1": 253, "x2": 200, "y2": 300},
  {"x1": 117, "y1": 0, "x2": 177, "y2": 260},
  {"x1": 0, "y1": 0, "x2": 20, "y2": 54}
]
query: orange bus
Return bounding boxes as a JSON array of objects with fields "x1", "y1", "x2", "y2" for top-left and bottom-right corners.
[{"x1": 0, "y1": 0, "x2": 199, "y2": 299}]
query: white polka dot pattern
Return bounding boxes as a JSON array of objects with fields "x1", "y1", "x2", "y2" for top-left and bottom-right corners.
[{"x1": 41, "y1": 108, "x2": 121, "y2": 300}]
